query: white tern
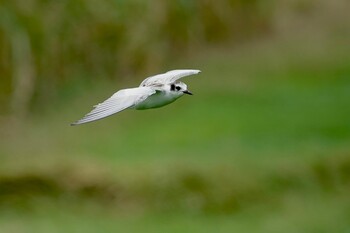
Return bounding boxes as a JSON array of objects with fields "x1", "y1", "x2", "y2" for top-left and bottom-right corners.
[{"x1": 71, "y1": 69, "x2": 201, "y2": 125}]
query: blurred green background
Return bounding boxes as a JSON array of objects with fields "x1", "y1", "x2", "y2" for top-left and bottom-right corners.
[{"x1": 1, "y1": 0, "x2": 350, "y2": 232}]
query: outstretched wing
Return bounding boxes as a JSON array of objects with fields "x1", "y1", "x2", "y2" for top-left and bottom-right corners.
[
  {"x1": 71, "y1": 87, "x2": 156, "y2": 126},
  {"x1": 140, "y1": 69, "x2": 200, "y2": 87}
]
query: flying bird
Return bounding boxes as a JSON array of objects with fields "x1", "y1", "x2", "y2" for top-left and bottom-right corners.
[{"x1": 71, "y1": 69, "x2": 201, "y2": 125}]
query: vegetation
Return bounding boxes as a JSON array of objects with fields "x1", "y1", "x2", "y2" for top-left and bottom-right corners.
[
  {"x1": 0, "y1": 0, "x2": 349, "y2": 232},
  {"x1": 0, "y1": 0, "x2": 269, "y2": 116}
]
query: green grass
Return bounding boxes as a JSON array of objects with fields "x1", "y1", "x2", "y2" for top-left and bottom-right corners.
[
  {"x1": 0, "y1": 192, "x2": 349, "y2": 233},
  {"x1": 1, "y1": 36, "x2": 350, "y2": 232}
]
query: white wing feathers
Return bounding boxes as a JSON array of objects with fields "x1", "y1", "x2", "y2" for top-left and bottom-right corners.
[
  {"x1": 140, "y1": 69, "x2": 200, "y2": 87},
  {"x1": 71, "y1": 69, "x2": 200, "y2": 125},
  {"x1": 71, "y1": 87, "x2": 156, "y2": 125}
]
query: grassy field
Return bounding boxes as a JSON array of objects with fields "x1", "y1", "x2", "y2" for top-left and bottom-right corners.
[{"x1": 0, "y1": 34, "x2": 350, "y2": 232}]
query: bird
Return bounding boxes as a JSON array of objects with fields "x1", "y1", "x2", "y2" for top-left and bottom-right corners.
[{"x1": 71, "y1": 69, "x2": 201, "y2": 126}]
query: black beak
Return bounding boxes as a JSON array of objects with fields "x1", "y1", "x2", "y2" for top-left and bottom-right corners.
[{"x1": 183, "y1": 90, "x2": 193, "y2": 95}]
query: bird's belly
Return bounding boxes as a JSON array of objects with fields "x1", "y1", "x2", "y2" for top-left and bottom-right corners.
[{"x1": 135, "y1": 92, "x2": 178, "y2": 110}]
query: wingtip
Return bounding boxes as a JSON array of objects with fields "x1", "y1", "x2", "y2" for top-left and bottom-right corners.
[
  {"x1": 189, "y1": 69, "x2": 201, "y2": 74},
  {"x1": 191, "y1": 69, "x2": 201, "y2": 73},
  {"x1": 167, "y1": 69, "x2": 201, "y2": 74}
]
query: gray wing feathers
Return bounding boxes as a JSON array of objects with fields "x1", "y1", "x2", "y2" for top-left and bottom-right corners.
[
  {"x1": 140, "y1": 69, "x2": 200, "y2": 86},
  {"x1": 71, "y1": 87, "x2": 155, "y2": 125},
  {"x1": 165, "y1": 69, "x2": 201, "y2": 83}
]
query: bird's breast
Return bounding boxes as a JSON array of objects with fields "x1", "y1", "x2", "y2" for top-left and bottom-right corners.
[{"x1": 135, "y1": 91, "x2": 180, "y2": 110}]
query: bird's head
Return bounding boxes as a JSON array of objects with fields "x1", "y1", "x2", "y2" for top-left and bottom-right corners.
[{"x1": 170, "y1": 82, "x2": 193, "y2": 96}]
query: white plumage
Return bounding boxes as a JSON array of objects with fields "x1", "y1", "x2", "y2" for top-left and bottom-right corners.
[{"x1": 71, "y1": 69, "x2": 201, "y2": 125}]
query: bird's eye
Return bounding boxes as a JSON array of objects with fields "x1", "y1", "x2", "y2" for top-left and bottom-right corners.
[
  {"x1": 175, "y1": 86, "x2": 181, "y2": 91},
  {"x1": 170, "y1": 84, "x2": 175, "y2": 91}
]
